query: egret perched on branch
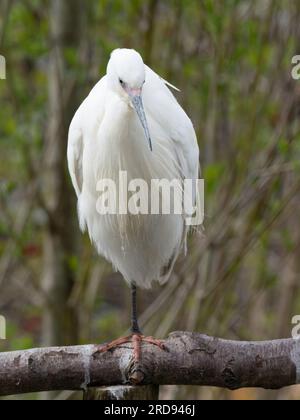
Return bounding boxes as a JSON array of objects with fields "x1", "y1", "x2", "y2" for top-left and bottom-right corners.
[{"x1": 68, "y1": 48, "x2": 199, "y2": 360}]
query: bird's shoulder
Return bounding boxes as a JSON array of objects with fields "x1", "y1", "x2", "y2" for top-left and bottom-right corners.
[
  {"x1": 67, "y1": 76, "x2": 108, "y2": 196},
  {"x1": 69, "y1": 75, "x2": 108, "y2": 135},
  {"x1": 144, "y1": 66, "x2": 199, "y2": 179},
  {"x1": 144, "y1": 66, "x2": 196, "y2": 142}
]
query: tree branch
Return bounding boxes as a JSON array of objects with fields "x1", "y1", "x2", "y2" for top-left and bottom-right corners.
[{"x1": 0, "y1": 332, "x2": 299, "y2": 396}]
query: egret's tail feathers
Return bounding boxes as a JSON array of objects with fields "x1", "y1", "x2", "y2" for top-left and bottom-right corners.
[
  {"x1": 158, "y1": 228, "x2": 186, "y2": 286},
  {"x1": 77, "y1": 195, "x2": 88, "y2": 233}
]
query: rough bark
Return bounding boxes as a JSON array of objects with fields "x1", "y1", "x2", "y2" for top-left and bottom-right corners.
[{"x1": 0, "y1": 332, "x2": 299, "y2": 396}]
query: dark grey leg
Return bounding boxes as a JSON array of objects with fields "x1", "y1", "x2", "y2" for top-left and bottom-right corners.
[{"x1": 131, "y1": 284, "x2": 142, "y2": 334}]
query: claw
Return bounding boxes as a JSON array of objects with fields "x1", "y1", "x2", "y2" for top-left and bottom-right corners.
[
  {"x1": 94, "y1": 334, "x2": 167, "y2": 362},
  {"x1": 143, "y1": 336, "x2": 167, "y2": 351},
  {"x1": 94, "y1": 335, "x2": 132, "y2": 354}
]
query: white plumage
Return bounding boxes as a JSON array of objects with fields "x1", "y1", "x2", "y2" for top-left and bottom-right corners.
[{"x1": 68, "y1": 48, "x2": 199, "y2": 289}]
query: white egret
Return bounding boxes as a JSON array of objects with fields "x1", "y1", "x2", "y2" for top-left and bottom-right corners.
[{"x1": 68, "y1": 48, "x2": 199, "y2": 359}]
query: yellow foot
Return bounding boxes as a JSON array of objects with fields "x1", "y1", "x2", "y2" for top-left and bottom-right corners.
[{"x1": 95, "y1": 334, "x2": 167, "y2": 362}]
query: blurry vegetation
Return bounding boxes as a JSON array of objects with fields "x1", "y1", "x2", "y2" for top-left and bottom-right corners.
[{"x1": 1, "y1": 0, "x2": 300, "y2": 400}]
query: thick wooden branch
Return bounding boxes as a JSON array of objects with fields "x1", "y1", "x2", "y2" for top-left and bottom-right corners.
[{"x1": 0, "y1": 332, "x2": 299, "y2": 396}]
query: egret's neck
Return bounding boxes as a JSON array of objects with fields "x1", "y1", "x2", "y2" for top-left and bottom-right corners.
[
  {"x1": 96, "y1": 93, "x2": 149, "y2": 179},
  {"x1": 101, "y1": 95, "x2": 134, "y2": 148}
]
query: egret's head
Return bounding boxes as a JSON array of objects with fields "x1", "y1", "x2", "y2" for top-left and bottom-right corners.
[{"x1": 107, "y1": 49, "x2": 152, "y2": 151}]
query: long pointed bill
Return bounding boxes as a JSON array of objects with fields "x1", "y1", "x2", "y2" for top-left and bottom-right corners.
[{"x1": 130, "y1": 94, "x2": 153, "y2": 152}]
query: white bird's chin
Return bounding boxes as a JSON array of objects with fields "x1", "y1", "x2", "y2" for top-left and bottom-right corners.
[
  {"x1": 128, "y1": 100, "x2": 135, "y2": 110},
  {"x1": 117, "y1": 91, "x2": 132, "y2": 108},
  {"x1": 112, "y1": 95, "x2": 131, "y2": 114},
  {"x1": 122, "y1": 96, "x2": 136, "y2": 112}
]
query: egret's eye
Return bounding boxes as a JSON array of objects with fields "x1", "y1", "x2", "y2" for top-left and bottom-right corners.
[{"x1": 119, "y1": 79, "x2": 124, "y2": 86}]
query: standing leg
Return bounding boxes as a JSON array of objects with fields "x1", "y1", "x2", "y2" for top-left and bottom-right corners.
[
  {"x1": 131, "y1": 284, "x2": 141, "y2": 334},
  {"x1": 131, "y1": 284, "x2": 143, "y2": 362},
  {"x1": 95, "y1": 283, "x2": 166, "y2": 358}
]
